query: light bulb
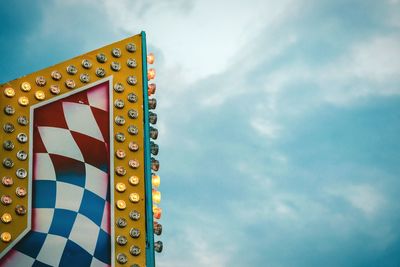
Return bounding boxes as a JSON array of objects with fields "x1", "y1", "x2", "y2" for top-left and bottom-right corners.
[{"x1": 147, "y1": 53, "x2": 155, "y2": 64}]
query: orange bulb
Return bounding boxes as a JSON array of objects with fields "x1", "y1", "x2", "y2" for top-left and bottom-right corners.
[
  {"x1": 153, "y1": 206, "x2": 162, "y2": 219},
  {"x1": 152, "y1": 189, "x2": 161, "y2": 203},
  {"x1": 152, "y1": 174, "x2": 160, "y2": 187},
  {"x1": 147, "y1": 53, "x2": 155, "y2": 64},
  {"x1": 147, "y1": 68, "x2": 156, "y2": 80}
]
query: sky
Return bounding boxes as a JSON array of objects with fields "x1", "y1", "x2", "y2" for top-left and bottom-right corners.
[{"x1": 1, "y1": 0, "x2": 400, "y2": 266}]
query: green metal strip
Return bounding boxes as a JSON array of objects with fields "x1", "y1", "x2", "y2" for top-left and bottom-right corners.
[{"x1": 141, "y1": 31, "x2": 156, "y2": 267}]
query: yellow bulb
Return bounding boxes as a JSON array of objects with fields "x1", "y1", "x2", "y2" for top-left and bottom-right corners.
[
  {"x1": 147, "y1": 68, "x2": 156, "y2": 80},
  {"x1": 115, "y1": 182, "x2": 126, "y2": 192},
  {"x1": 116, "y1": 200, "x2": 126, "y2": 210},
  {"x1": 4, "y1": 87, "x2": 15, "y2": 97},
  {"x1": 129, "y1": 193, "x2": 140, "y2": 203},
  {"x1": 147, "y1": 53, "x2": 155, "y2": 64},
  {"x1": 35, "y1": 90, "x2": 46, "y2": 100},
  {"x1": 152, "y1": 189, "x2": 161, "y2": 203},
  {"x1": 21, "y1": 82, "x2": 31, "y2": 92},
  {"x1": 152, "y1": 174, "x2": 160, "y2": 187},
  {"x1": 1, "y1": 232, "x2": 11, "y2": 243},
  {"x1": 1, "y1": 213, "x2": 12, "y2": 223},
  {"x1": 18, "y1": 96, "x2": 29, "y2": 106},
  {"x1": 129, "y1": 175, "x2": 139, "y2": 185}
]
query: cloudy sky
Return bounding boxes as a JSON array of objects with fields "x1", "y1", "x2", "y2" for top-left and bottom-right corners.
[{"x1": 1, "y1": 0, "x2": 400, "y2": 266}]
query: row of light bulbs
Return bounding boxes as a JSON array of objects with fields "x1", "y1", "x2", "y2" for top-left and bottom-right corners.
[{"x1": 147, "y1": 53, "x2": 163, "y2": 254}]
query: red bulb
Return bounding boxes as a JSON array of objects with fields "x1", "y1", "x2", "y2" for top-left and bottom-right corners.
[
  {"x1": 148, "y1": 83, "x2": 156, "y2": 96},
  {"x1": 153, "y1": 206, "x2": 162, "y2": 219}
]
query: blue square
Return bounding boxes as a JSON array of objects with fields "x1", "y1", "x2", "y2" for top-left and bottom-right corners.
[
  {"x1": 33, "y1": 260, "x2": 53, "y2": 267},
  {"x1": 49, "y1": 209, "x2": 77, "y2": 238},
  {"x1": 79, "y1": 190, "x2": 105, "y2": 226},
  {"x1": 59, "y1": 240, "x2": 93, "y2": 267},
  {"x1": 94, "y1": 229, "x2": 111, "y2": 264},
  {"x1": 51, "y1": 155, "x2": 86, "y2": 188},
  {"x1": 33, "y1": 180, "x2": 56, "y2": 208},
  {"x1": 15, "y1": 231, "x2": 47, "y2": 258}
]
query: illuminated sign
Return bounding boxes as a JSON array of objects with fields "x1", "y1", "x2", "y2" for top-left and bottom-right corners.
[{"x1": 0, "y1": 32, "x2": 162, "y2": 267}]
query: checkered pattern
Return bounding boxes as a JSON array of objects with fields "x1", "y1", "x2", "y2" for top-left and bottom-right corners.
[{"x1": 1, "y1": 82, "x2": 111, "y2": 267}]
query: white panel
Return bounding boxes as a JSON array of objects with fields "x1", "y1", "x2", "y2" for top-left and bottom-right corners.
[
  {"x1": 90, "y1": 257, "x2": 109, "y2": 267},
  {"x1": 1, "y1": 250, "x2": 35, "y2": 267},
  {"x1": 32, "y1": 208, "x2": 54, "y2": 233},
  {"x1": 34, "y1": 153, "x2": 56, "y2": 181},
  {"x1": 36, "y1": 234, "x2": 68, "y2": 266},
  {"x1": 55, "y1": 182, "x2": 84, "y2": 212},
  {"x1": 68, "y1": 213, "x2": 100, "y2": 255},
  {"x1": 84, "y1": 163, "x2": 108, "y2": 199}
]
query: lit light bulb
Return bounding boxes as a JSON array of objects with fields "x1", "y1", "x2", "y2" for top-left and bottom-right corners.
[
  {"x1": 147, "y1": 68, "x2": 156, "y2": 80},
  {"x1": 147, "y1": 53, "x2": 155, "y2": 64},
  {"x1": 152, "y1": 174, "x2": 160, "y2": 187},
  {"x1": 35, "y1": 90, "x2": 46, "y2": 100},
  {"x1": 18, "y1": 96, "x2": 29, "y2": 106},
  {"x1": 152, "y1": 189, "x2": 161, "y2": 203},
  {"x1": 20, "y1": 82, "x2": 31, "y2": 92},
  {"x1": 153, "y1": 206, "x2": 162, "y2": 219},
  {"x1": 4, "y1": 87, "x2": 15, "y2": 97}
]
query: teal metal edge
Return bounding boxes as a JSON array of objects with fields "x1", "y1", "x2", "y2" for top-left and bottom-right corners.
[{"x1": 141, "y1": 31, "x2": 156, "y2": 267}]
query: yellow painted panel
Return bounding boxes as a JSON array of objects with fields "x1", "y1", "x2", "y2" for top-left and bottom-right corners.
[{"x1": 0, "y1": 33, "x2": 147, "y2": 267}]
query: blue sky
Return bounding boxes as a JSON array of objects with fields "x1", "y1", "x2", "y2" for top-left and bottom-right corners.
[{"x1": 1, "y1": 0, "x2": 400, "y2": 266}]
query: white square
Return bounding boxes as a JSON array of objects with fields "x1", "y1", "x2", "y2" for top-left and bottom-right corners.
[
  {"x1": 90, "y1": 257, "x2": 109, "y2": 267},
  {"x1": 63, "y1": 102, "x2": 104, "y2": 142},
  {"x1": 34, "y1": 153, "x2": 56, "y2": 181},
  {"x1": 100, "y1": 201, "x2": 110, "y2": 233},
  {"x1": 87, "y1": 83, "x2": 109, "y2": 112},
  {"x1": 32, "y1": 208, "x2": 54, "y2": 233},
  {"x1": 85, "y1": 163, "x2": 108, "y2": 199},
  {"x1": 2, "y1": 250, "x2": 35, "y2": 266},
  {"x1": 55, "y1": 182, "x2": 84, "y2": 212},
  {"x1": 69, "y1": 213, "x2": 100, "y2": 255},
  {"x1": 36, "y1": 234, "x2": 68, "y2": 266},
  {"x1": 38, "y1": 126, "x2": 84, "y2": 162}
]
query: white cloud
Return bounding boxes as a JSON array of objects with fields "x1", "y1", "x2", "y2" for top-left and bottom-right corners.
[
  {"x1": 350, "y1": 36, "x2": 400, "y2": 81},
  {"x1": 326, "y1": 184, "x2": 386, "y2": 217},
  {"x1": 250, "y1": 117, "x2": 281, "y2": 139},
  {"x1": 316, "y1": 35, "x2": 400, "y2": 104},
  {"x1": 100, "y1": 0, "x2": 296, "y2": 82},
  {"x1": 157, "y1": 206, "x2": 236, "y2": 267}
]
